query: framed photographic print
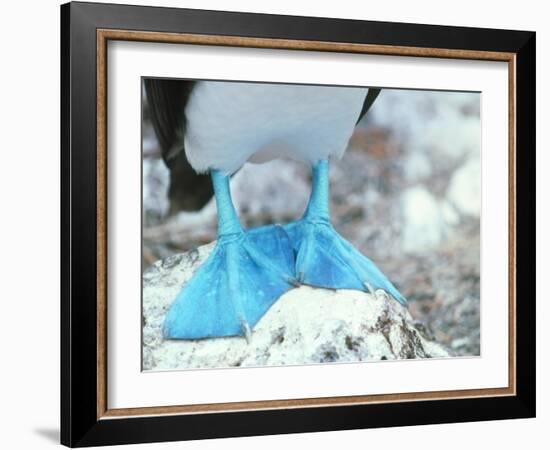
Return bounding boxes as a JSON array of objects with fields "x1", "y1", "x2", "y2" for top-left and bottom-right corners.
[{"x1": 60, "y1": 1, "x2": 536, "y2": 447}]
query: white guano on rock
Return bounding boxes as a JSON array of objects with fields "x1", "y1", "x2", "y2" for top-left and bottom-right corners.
[{"x1": 143, "y1": 243, "x2": 450, "y2": 371}]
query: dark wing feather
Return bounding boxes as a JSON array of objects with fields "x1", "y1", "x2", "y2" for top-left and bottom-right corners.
[
  {"x1": 356, "y1": 88, "x2": 381, "y2": 124},
  {"x1": 144, "y1": 79, "x2": 213, "y2": 213},
  {"x1": 144, "y1": 79, "x2": 194, "y2": 163}
]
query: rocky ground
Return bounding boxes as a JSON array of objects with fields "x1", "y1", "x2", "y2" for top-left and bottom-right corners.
[
  {"x1": 142, "y1": 244, "x2": 450, "y2": 371},
  {"x1": 142, "y1": 88, "x2": 481, "y2": 360}
]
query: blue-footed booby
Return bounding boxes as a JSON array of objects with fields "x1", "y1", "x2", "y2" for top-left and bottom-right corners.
[{"x1": 144, "y1": 79, "x2": 406, "y2": 340}]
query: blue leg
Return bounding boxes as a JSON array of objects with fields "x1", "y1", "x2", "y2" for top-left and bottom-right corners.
[
  {"x1": 164, "y1": 170, "x2": 297, "y2": 340},
  {"x1": 285, "y1": 160, "x2": 407, "y2": 306}
]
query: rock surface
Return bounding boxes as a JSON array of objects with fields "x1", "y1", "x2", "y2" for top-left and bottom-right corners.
[{"x1": 143, "y1": 244, "x2": 451, "y2": 371}]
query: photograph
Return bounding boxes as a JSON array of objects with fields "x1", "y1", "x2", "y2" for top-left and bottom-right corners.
[
  {"x1": 56, "y1": 1, "x2": 536, "y2": 446},
  {"x1": 141, "y1": 79, "x2": 481, "y2": 371}
]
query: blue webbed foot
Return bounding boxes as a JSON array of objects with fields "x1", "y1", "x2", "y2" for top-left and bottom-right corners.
[
  {"x1": 163, "y1": 225, "x2": 296, "y2": 340},
  {"x1": 284, "y1": 218, "x2": 407, "y2": 306}
]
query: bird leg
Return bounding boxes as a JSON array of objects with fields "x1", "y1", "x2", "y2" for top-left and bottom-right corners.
[
  {"x1": 284, "y1": 159, "x2": 407, "y2": 305},
  {"x1": 163, "y1": 170, "x2": 297, "y2": 340}
]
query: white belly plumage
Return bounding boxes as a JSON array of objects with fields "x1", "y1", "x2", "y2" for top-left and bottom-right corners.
[{"x1": 184, "y1": 81, "x2": 368, "y2": 174}]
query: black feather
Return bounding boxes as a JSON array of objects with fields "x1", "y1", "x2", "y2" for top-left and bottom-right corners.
[
  {"x1": 143, "y1": 79, "x2": 194, "y2": 164},
  {"x1": 356, "y1": 88, "x2": 381, "y2": 124},
  {"x1": 144, "y1": 79, "x2": 213, "y2": 213}
]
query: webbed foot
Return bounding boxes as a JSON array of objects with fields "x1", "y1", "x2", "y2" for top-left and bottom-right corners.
[
  {"x1": 284, "y1": 218, "x2": 406, "y2": 305},
  {"x1": 163, "y1": 225, "x2": 296, "y2": 339}
]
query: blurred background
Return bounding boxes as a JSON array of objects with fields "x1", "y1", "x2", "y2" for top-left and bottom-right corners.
[{"x1": 142, "y1": 87, "x2": 481, "y2": 357}]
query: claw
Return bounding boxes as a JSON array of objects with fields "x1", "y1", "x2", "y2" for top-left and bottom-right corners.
[
  {"x1": 363, "y1": 281, "x2": 375, "y2": 295},
  {"x1": 240, "y1": 320, "x2": 252, "y2": 343}
]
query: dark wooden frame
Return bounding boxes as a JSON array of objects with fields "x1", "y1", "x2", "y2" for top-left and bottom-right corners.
[{"x1": 61, "y1": 1, "x2": 536, "y2": 447}]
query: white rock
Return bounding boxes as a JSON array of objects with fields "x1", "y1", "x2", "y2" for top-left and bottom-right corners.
[
  {"x1": 412, "y1": 116, "x2": 480, "y2": 161},
  {"x1": 404, "y1": 152, "x2": 432, "y2": 182},
  {"x1": 142, "y1": 244, "x2": 450, "y2": 371},
  {"x1": 447, "y1": 158, "x2": 481, "y2": 217},
  {"x1": 401, "y1": 186, "x2": 446, "y2": 253},
  {"x1": 142, "y1": 158, "x2": 170, "y2": 219},
  {"x1": 370, "y1": 90, "x2": 479, "y2": 145},
  {"x1": 441, "y1": 200, "x2": 460, "y2": 227}
]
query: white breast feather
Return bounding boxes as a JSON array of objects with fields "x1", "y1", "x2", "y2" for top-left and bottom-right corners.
[{"x1": 184, "y1": 81, "x2": 368, "y2": 174}]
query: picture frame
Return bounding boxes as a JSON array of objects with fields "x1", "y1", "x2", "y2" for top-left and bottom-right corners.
[{"x1": 60, "y1": 1, "x2": 535, "y2": 447}]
